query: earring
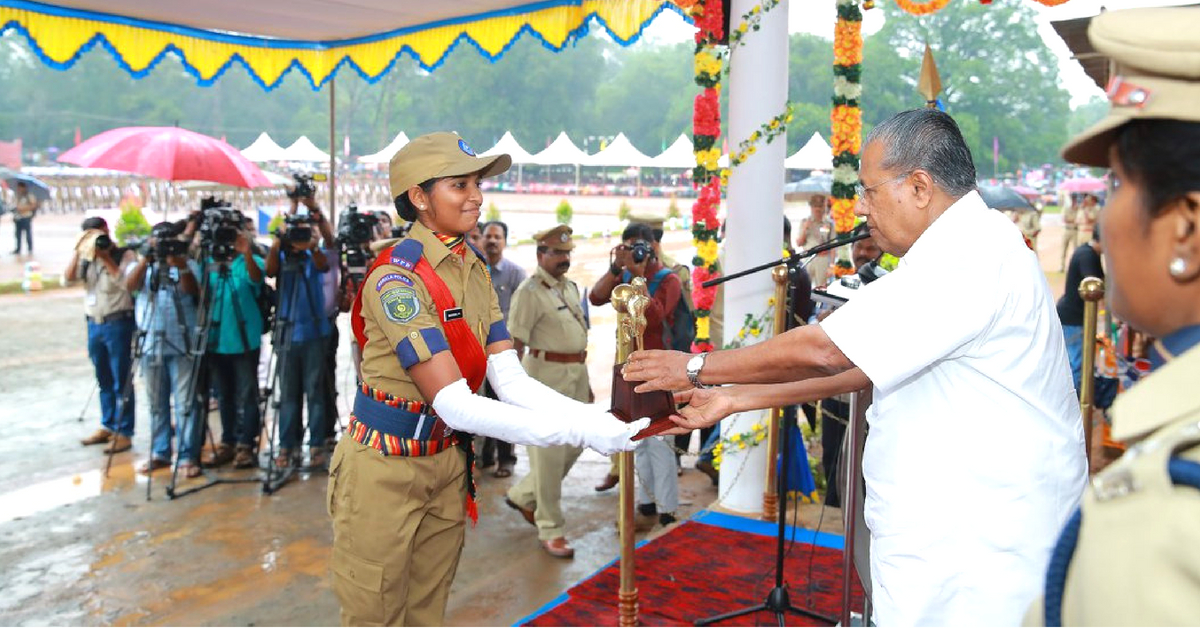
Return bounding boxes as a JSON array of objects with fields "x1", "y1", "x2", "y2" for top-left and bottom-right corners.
[{"x1": 1169, "y1": 257, "x2": 1188, "y2": 278}]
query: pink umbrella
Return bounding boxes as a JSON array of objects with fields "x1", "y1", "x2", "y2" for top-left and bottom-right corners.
[
  {"x1": 1011, "y1": 185, "x2": 1040, "y2": 199},
  {"x1": 58, "y1": 126, "x2": 272, "y2": 188},
  {"x1": 1058, "y1": 177, "x2": 1106, "y2": 193}
]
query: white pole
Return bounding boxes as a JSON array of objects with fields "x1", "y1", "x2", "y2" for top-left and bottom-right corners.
[{"x1": 717, "y1": 0, "x2": 790, "y2": 515}]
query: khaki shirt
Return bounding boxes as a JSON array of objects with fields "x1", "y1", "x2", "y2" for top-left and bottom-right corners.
[
  {"x1": 507, "y1": 266, "x2": 590, "y2": 403},
  {"x1": 660, "y1": 251, "x2": 694, "y2": 311},
  {"x1": 14, "y1": 193, "x2": 38, "y2": 219},
  {"x1": 358, "y1": 221, "x2": 504, "y2": 402},
  {"x1": 82, "y1": 250, "x2": 137, "y2": 320},
  {"x1": 1025, "y1": 344, "x2": 1200, "y2": 626}
]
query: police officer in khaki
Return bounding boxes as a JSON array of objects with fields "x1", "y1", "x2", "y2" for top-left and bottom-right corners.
[
  {"x1": 503, "y1": 225, "x2": 591, "y2": 558},
  {"x1": 1026, "y1": 7, "x2": 1200, "y2": 625},
  {"x1": 328, "y1": 132, "x2": 645, "y2": 626}
]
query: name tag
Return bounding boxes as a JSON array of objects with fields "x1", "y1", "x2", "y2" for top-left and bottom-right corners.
[{"x1": 443, "y1": 308, "x2": 464, "y2": 322}]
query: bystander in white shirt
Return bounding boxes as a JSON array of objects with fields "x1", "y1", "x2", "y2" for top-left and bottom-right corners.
[{"x1": 821, "y1": 190, "x2": 1086, "y2": 626}]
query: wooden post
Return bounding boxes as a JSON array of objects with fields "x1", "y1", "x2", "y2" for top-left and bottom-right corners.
[
  {"x1": 762, "y1": 264, "x2": 789, "y2": 520},
  {"x1": 1078, "y1": 276, "x2": 1104, "y2": 472}
]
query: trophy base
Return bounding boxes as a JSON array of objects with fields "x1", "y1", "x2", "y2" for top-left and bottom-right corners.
[{"x1": 610, "y1": 363, "x2": 677, "y2": 441}]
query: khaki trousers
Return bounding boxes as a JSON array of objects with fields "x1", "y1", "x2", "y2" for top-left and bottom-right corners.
[
  {"x1": 328, "y1": 438, "x2": 467, "y2": 627},
  {"x1": 507, "y1": 443, "x2": 584, "y2": 540}
]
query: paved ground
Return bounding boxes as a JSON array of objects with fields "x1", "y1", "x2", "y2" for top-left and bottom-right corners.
[{"x1": 0, "y1": 196, "x2": 1074, "y2": 626}]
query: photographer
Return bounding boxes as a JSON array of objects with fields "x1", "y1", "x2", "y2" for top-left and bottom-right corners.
[
  {"x1": 66, "y1": 217, "x2": 139, "y2": 454},
  {"x1": 125, "y1": 222, "x2": 203, "y2": 476},
  {"x1": 265, "y1": 190, "x2": 334, "y2": 467},
  {"x1": 589, "y1": 222, "x2": 683, "y2": 529},
  {"x1": 202, "y1": 217, "x2": 266, "y2": 470}
]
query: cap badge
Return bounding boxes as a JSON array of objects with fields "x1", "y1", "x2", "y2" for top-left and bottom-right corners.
[
  {"x1": 560, "y1": 232, "x2": 569, "y2": 242},
  {"x1": 458, "y1": 139, "x2": 476, "y2": 156},
  {"x1": 1106, "y1": 76, "x2": 1151, "y2": 109}
]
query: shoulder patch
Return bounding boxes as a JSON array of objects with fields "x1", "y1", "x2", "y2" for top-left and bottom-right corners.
[
  {"x1": 380, "y1": 286, "x2": 420, "y2": 323},
  {"x1": 375, "y1": 272, "x2": 413, "y2": 292}
]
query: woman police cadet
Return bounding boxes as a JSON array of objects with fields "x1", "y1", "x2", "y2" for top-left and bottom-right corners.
[
  {"x1": 329, "y1": 132, "x2": 646, "y2": 626},
  {"x1": 1027, "y1": 7, "x2": 1200, "y2": 624}
]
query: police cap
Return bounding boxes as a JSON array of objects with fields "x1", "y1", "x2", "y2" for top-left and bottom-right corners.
[
  {"x1": 389, "y1": 132, "x2": 512, "y2": 198},
  {"x1": 534, "y1": 224, "x2": 575, "y2": 251},
  {"x1": 1062, "y1": 7, "x2": 1200, "y2": 167},
  {"x1": 627, "y1": 211, "x2": 666, "y2": 230}
]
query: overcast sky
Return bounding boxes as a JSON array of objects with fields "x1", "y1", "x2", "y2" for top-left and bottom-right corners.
[{"x1": 641, "y1": 0, "x2": 1194, "y2": 109}]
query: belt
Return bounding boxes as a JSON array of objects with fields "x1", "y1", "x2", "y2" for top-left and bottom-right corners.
[
  {"x1": 86, "y1": 310, "x2": 134, "y2": 325},
  {"x1": 529, "y1": 348, "x2": 587, "y2": 363},
  {"x1": 347, "y1": 388, "x2": 457, "y2": 457}
]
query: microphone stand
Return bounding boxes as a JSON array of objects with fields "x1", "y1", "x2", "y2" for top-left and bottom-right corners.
[{"x1": 693, "y1": 230, "x2": 869, "y2": 627}]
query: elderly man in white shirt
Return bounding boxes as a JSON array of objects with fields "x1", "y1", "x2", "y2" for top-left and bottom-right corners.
[{"x1": 623, "y1": 109, "x2": 1086, "y2": 626}]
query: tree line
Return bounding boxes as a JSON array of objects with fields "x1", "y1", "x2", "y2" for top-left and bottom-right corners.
[{"x1": 0, "y1": 1, "x2": 1102, "y2": 176}]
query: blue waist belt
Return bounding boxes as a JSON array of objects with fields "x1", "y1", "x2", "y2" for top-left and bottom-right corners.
[{"x1": 352, "y1": 389, "x2": 450, "y2": 441}]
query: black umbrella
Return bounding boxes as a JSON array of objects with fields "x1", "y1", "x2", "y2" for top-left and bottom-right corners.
[{"x1": 977, "y1": 184, "x2": 1036, "y2": 212}]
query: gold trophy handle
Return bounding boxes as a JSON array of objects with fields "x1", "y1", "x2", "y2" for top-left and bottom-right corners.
[{"x1": 1079, "y1": 276, "x2": 1104, "y2": 474}]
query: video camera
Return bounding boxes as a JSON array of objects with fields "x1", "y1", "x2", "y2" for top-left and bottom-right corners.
[
  {"x1": 287, "y1": 172, "x2": 327, "y2": 200},
  {"x1": 196, "y1": 197, "x2": 245, "y2": 262},
  {"x1": 336, "y1": 204, "x2": 378, "y2": 248},
  {"x1": 280, "y1": 209, "x2": 316, "y2": 246},
  {"x1": 144, "y1": 222, "x2": 189, "y2": 260}
]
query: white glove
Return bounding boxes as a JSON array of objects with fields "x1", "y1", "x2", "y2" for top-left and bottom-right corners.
[
  {"x1": 486, "y1": 349, "x2": 594, "y2": 414},
  {"x1": 431, "y1": 378, "x2": 647, "y2": 454}
]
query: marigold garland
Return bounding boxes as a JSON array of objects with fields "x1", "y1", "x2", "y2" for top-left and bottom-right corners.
[
  {"x1": 687, "y1": 0, "x2": 725, "y2": 353},
  {"x1": 830, "y1": 0, "x2": 863, "y2": 236},
  {"x1": 895, "y1": 0, "x2": 951, "y2": 15}
]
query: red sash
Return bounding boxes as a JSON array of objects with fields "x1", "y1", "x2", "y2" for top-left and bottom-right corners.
[{"x1": 351, "y1": 243, "x2": 488, "y2": 393}]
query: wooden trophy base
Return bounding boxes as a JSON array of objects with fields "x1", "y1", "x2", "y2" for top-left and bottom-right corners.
[{"x1": 610, "y1": 363, "x2": 677, "y2": 440}]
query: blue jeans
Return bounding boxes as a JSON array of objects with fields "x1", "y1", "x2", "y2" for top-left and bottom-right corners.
[
  {"x1": 209, "y1": 350, "x2": 261, "y2": 448},
  {"x1": 1062, "y1": 324, "x2": 1084, "y2": 393},
  {"x1": 698, "y1": 423, "x2": 721, "y2": 465},
  {"x1": 87, "y1": 316, "x2": 136, "y2": 436},
  {"x1": 142, "y1": 353, "x2": 201, "y2": 463},
  {"x1": 278, "y1": 338, "x2": 327, "y2": 449},
  {"x1": 13, "y1": 217, "x2": 32, "y2": 253}
]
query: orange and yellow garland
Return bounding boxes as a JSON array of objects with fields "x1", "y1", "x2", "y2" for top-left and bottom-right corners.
[{"x1": 830, "y1": 0, "x2": 863, "y2": 236}]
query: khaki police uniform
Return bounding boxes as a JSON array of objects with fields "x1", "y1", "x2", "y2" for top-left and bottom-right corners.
[
  {"x1": 629, "y1": 211, "x2": 693, "y2": 311},
  {"x1": 328, "y1": 132, "x2": 511, "y2": 627},
  {"x1": 505, "y1": 225, "x2": 592, "y2": 541},
  {"x1": 1024, "y1": 8, "x2": 1200, "y2": 625}
]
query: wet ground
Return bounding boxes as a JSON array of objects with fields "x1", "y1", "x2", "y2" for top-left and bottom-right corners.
[{"x1": 0, "y1": 200, "x2": 1072, "y2": 626}]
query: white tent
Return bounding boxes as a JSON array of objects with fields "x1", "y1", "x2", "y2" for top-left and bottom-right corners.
[
  {"x1": 585, "y1": 133, "x2": 653, "y2": 168},
  {"x1": 784, "y1": 132, "x2": 833, "y2": 171},
  {"x1": 649, "y1": 134, "x2": 694, "y2": 169},
  {"x1": 529, "y1": 132, "x2": 590, "y2": 166},
  {"x1": 358, "y1": 131, "x2": 409, "y2": 164},
  {"x1": 241, "y1": 132, "x2": 288, "y2": 162},
  {"x1": 282, "y1": 136, "x2": 330, "y2": 162},
  {"x1": 481, "y1": 131, "x2": 535, "y2": 164}
]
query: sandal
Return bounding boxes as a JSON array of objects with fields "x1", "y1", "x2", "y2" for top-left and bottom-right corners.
[
  {"x1": 234, "y1": 445, "x2": 257, "y2": 469},
  {"x1": 275, "y1": 448, "x2": 293, "y2": 468},
  {"x1": 180, "y1": 462, "x2": 202, "y2": 479},
  {"x1": 493, "y1": 463, "x2": 513, "y2": 478},
  {"x1": 137, "y1": 458, "x2": 171, "y2": 474}
]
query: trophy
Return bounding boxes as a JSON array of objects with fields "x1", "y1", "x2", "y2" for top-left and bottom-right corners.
[{"x1": 610, "y1": 277, "x2": 677, "y2": 440}]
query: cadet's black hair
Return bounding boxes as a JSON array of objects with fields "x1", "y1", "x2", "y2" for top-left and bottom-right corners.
[
  {"x1": 81, "y1": 216, "x2": 107, "y2": 231},
  {"x1": 1115, "y1": 119, "x2": 1200, "y2": 224},
  {"x1": 393, "y1": 179, "x2": 438, "y2": 222},
  {"x1": 622, "y1": 223, "x2": 655, "y2": 243}
]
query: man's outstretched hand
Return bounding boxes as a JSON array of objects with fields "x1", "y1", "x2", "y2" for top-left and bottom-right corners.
[
  {"x1": 657, "y1": 387, "x2": 736, "y2": 435},
  {"x1": 623, "y1": 349, "x2": 693, "y2": 393}
]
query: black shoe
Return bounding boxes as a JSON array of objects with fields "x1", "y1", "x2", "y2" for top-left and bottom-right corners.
[
  {"x1": 637, "y1": 502, "x2": 658, "y2": 517},
  {"x1": 659, "y1": 512, "x2": 677, "y2": 527}
]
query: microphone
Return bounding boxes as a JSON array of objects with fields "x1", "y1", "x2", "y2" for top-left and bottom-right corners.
[{"x1": 795, "y1": 222, "x2": 870, "y2": 260}]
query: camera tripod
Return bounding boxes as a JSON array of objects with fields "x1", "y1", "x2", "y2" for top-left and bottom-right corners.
[
  {"x1": 164, "y1": 251, "x2": 263, "y2": 500},
  {"x1": 261, "y1": 249, "x2": 331, "y2": 494}
]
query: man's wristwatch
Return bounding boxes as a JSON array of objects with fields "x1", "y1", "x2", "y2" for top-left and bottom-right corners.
[{"x1": 686, "y1": 352, "x2": 710, "y2": 389}]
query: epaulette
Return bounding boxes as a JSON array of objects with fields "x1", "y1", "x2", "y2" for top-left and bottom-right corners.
[{"x1": 391, "y1": 238, "x2": 424, "y2": 271}]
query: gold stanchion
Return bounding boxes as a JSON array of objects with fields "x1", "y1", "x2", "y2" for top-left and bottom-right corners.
[
  {"x1": 1078, "y1": 276, "x2": 1104, "y2": 472},
  {"x1": 612, "y1": 279, "x2": 649, "y2": 627},
  {"x1": 762, "y1": 264, "x2": 789, "y2": 520}
]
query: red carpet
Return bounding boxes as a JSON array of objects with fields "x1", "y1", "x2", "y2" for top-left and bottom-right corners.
[{"x1": 522, "y1": 513, "x2": 865, "y2": 626}]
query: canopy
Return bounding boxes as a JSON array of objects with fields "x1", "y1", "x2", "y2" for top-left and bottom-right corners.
[
  {"x1": 784, "y1": 132, "x2": 833, "y2": 170},
  {"x1": 585, "y1": 133, "x2": 653, "y2": 168},
  {"x1": 1, "y1": 1, "x2": 680, "y2": 89},
  {"x1": 282, "y1": 136, "x2": 331, "y2": 162},
  {"x1": 481, "y1": 131, "x2": 535, "y2": 164},
  {"x1": 241, "y1": 132, "x2": 288, "y2": 162},
  {"x1": 529, "y1": 132, "x2": 591, "y2": 166},
  {"x1": 358, "y1": 132, "x2": 410, "y2": 164},
  {"x1": 649, "y1": 134, "x2": 694, "y2": 169}
]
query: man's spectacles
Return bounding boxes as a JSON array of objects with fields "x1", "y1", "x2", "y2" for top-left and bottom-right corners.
[{"x1": 855, "y1": 171, "x2": 912, "y2": 199}]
